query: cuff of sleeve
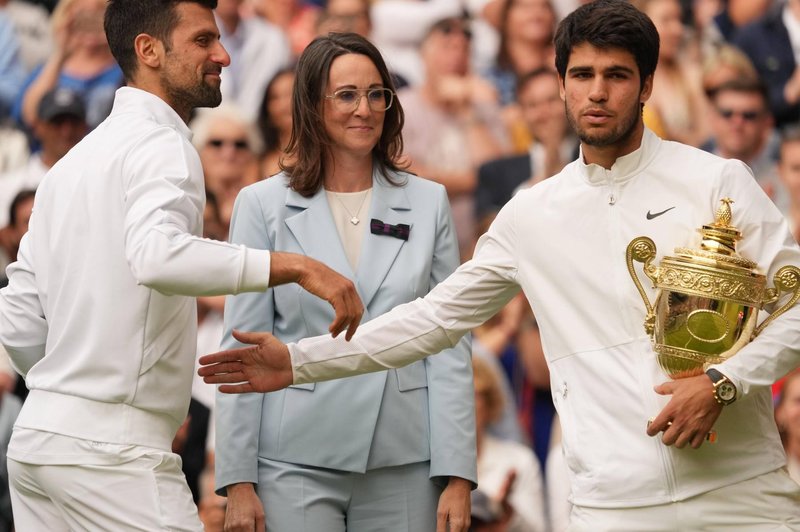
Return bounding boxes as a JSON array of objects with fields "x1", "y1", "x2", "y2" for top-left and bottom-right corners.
[
  {"x1": 239, "y1": 248, "x2": 271, "y2": 293},
  {"x1": 707, "y1": 364, "x2": 743, "y2": 397}
]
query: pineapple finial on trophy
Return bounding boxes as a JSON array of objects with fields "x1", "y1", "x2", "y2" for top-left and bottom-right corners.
[{"x1": 701, "y1": 198, "x2": 740, "y2": 256}]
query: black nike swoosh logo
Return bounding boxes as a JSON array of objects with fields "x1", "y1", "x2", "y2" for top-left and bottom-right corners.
[{"x1": 646, "y1": 206, "x2": 676, "y2": 220}]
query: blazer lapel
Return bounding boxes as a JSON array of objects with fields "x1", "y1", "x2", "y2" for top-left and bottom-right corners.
[
  {"x1": 355, "y1": 170, "x2": 412, "y2": 310},
  {"x1": 284, "y1": 187, "x2": 355, "y2": 283}
]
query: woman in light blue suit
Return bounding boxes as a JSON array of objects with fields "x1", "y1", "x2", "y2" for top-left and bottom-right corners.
[{"x1": 214, "y1": 33, "x2": 477, "y2": 532}]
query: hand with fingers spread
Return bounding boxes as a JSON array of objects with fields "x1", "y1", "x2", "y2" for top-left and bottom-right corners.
[
  {"x1": 268, "y1": 252, "x2": 364, "y2": 340},
  {"x1": 198, "y1": 330, "x2": 293, "y2": 393},
  {"x1": 647, "y1": 374, "x2": 723, "y2": 449}
]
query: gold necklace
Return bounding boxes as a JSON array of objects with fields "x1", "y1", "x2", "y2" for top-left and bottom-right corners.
[{"x1": 331, "y1": 189, "x2": 369, "y2": 225}]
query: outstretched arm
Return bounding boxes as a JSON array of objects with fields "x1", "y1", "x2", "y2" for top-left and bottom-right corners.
[{"x1": 199, "y1": 197, "x2": 525, "y2": 392}]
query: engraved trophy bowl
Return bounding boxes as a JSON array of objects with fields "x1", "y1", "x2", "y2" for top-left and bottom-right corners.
[{"x1": 626, "y1": 198, "x2": 800, "y2": 379}]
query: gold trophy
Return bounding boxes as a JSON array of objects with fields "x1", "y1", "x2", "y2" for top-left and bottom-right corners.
[{"x1": 626, "y1": 198, "x2": 800, "y2": 379}]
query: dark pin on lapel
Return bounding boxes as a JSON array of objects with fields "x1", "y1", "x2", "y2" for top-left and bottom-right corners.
[{"x1": 370, "y1": 219, "x2": 410, "y2": 241}]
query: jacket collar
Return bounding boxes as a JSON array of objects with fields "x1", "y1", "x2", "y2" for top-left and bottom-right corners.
[
  {"x1": 577, "y1": 127, "x2": 661, "y2": 186},
  {"x1": 110, "y1": 86, "x2": 192, "y2": 141},
  {"x1": 283, "y1": 166, "x2": 412, "y2": 313}
]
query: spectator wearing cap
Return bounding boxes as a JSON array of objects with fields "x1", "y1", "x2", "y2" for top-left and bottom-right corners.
[
  {"x1": 399, "y1": 15, "x2": 509, "y2": 258},
  {"x1": 0, "y1": 87, "x2": 87, "y2": 228}
]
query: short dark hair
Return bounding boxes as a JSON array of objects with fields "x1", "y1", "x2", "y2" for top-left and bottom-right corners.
[
  {"x1": 283, "y1": 32, "x2": 406, "y2": 197},
  {"x1": 554, "y1": 0, "x2": 659, "y2": 88},
  {"x1": 9, "y1": 189, "x2": 36, "y2": 228},
  {"x1": 707, "y1": 77, "x2": 769, "y2": 108},
  {"x1": 105, "y1": 0, "x2": 217, "y2": 81},
  {"x1": 516, "y1": 66, "x2": 558, "y2": 96}
]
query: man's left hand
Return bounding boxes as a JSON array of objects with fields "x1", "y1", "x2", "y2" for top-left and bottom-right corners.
[
  {"x1": 437, "y1": 477, "x2": 472, "y2": 532},
  {"x1": 647, "y1": 374, "x2": 723, "y2": 449}
]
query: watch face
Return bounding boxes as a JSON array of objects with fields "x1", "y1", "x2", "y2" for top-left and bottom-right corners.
[{"x1": 718, "y1": 382, "x2": 736, "y2": 401}]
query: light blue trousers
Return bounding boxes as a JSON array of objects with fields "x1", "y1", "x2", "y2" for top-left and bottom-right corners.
[{"x1": 257, "y1": 458, "x2": 442, "y2": 532}]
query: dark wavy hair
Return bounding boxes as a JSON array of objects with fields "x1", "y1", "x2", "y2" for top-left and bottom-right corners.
[
  {"x1": 283, "y1": 32, "x2": 406, "y2": 197},
  {"x1": 554, "y1": 0, "x2": 659, "y2": 89},
  {"x1": 105, "y1": 0, "x2": 217, "y2": 81}
]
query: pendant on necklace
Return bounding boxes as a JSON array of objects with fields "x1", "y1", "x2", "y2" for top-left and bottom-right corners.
[{"x1": 350, "y1": 217, "x2": 360, "y2": 225}]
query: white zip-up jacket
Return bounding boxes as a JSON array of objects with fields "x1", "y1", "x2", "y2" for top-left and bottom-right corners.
[
  {"x1": 286, "y1": 129, "x2": 800, "y2": 507},
  {"x1": 0, "y1": 87, "x2": 270, "y2": 452}
]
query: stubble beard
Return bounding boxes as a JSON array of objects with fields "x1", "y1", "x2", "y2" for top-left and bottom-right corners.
[
  {"x1": 162, "y1": 56, "x2": 223, "y2": 113},
  {"x1": 566, "y1": 100, "x2": 640, "y2": 148}
]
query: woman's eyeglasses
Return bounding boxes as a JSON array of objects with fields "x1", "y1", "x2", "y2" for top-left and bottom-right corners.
[
  {"x1": 325, "y1": 88, "x2": 394, "y2": 112},
  {"x1": 207, "y1": 138, "x2": 250, "y2": 150}
]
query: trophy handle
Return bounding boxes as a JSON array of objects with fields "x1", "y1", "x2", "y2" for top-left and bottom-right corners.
[
  {"x1": 754, "y1": 265, "x2": 800, "y2": 337},
  {"x1": 626, "y1": 237, "x2": 659, "y2": 335}
]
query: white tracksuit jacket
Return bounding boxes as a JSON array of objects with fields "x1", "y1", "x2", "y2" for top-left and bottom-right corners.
[
  {"x1": 287, "y1": 129, "x2": 800, "y2": 508},
  {"x1": 0, "y1": 87, "x2": 271, "y2": 452}
]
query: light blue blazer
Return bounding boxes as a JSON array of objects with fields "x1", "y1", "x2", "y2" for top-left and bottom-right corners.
[{"x1": 215, "y1": 168, "x2": 477, "y2": 493}]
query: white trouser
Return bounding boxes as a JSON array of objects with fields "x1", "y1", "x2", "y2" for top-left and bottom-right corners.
[
  {"x1": 8, "y1": 449, "x2": 202, "y2": 531},
  {"x1": 568, "y1": 468, "x2": 800, "y2": 531},
  {"x1": 257, "y1": 458, "x2": 442, "y2": 532}
]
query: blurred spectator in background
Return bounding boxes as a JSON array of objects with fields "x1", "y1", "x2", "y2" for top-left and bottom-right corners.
[
  {"x1": 14, "y1": 0, "x2": 121, "y2": 130},
  {"x1": 775, "y1": 370, "x2": 800, "y2": 483},
  {"x1": 710, "y1": 0, "x2": 772, "y2": 41},
  {"x1": 316, "y1": 0, "x2": 371, "y2": 36},
  {"x1": 400, "y1": 15, "x2": 508, "y2": 256},
  {"x1": 0, "y1": 88, "x2": 87, "y2": 228},
  {"x1": 734, "y1": 0, "x2": 800, "y2": 129},
  {"x1": 703, "y1": 78, "x2": 787, "y2": 212},
  {"x1": 634, "y1": 0, "x2": 710, "y2": 147},
  {"x1": 483, "y1": 0, "x2": 556, "y2": 107},
  {"x1": 216, "y1": 0, "x2": 292, "y2": 118},
  {"x1": 257, "y1": 68, "x2": 295, "y2": 177},
  {"x1": 471, "y1": 355, "x2": 547, "y2": 532},
  {"x1": 196, "y1": 462, "x2": 225, "y2": 532},
  {"x1": 779, "y1": 127, "x2": 800, "y2": 240},
  {"x1": 701, "y1": 42, "x2": 759, "y2": 95},
  {"x1": 0, "y1": 189, "x2": 35, "y2": 287},
  {"x1": 476, "y1": 67, "x2": 577, "y2": 224},
  {"x1": 250, "y1": 0, "x2": 319, "y2": 58},
  {"x1": 370, "y1": 0, "x2": 464, "y2": 87},
  {"x1": 0, "y1": 12, "x2": 24, "y2": 121},
  {"x1": 0, "y1": 0, "x2": 53, "y2": 74},
  {"x1": 688, "y1": 0, "x2": 724, "y2": 58},
  {"x1": 191, "y1": 104, "x2": 264, "y2": 230}
]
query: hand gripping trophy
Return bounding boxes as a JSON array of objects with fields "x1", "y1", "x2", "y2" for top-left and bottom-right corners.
[{"x1": 626, "y1": 198, "x2": 800, "y2": 380}]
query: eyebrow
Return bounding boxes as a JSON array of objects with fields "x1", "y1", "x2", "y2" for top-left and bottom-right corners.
[
  {"x1": 567, "y1": 65, "x2": 636, "y2": 76},
  {"x1": 332, "y1": 83, "x2": 385, "y2": 91}
]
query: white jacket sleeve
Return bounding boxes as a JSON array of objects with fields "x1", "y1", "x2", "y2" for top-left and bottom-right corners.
[
  {"x1": 0, "y1": 230, "x2": 47, "y2": 376},
  {"x1": 122, "y1": 126, "x2": 270, "y2": 296},
  {"x1": 290, "y1": 194, "x2": 523, "y2": 384},
  {"x1": 712, "y1": 160, "x2": 800, "y2": 395}
]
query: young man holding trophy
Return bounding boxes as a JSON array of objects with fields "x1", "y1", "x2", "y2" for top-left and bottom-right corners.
[{"x1": 200, "y1": 0, "x2": 800, "y2": 528}]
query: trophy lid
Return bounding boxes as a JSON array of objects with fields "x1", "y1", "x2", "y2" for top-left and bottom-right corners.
[{"x1": 673, "y1": 198, "x2": 758, "y2": 272}]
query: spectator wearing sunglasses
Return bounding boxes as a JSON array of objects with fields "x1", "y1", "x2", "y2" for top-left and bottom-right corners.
[
  {"x1": 190, "y1": 104, "x2": 264, "y2": 230},
  {"x1": 702, "y1": 77, "x2": 787, "y2": 214}
]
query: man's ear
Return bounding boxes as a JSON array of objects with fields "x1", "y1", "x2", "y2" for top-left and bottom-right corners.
[
  {"x1": 639, "y1": 74, "x2": 654, "y2": 104},
  {"x1": 558, "y1": 73, "x2": 566, "y2": 101},
  {"x1": 133, "y1": 33, "x2": 164, "y2": 69}
]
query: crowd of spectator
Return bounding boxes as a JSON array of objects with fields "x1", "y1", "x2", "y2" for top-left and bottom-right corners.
[{"x1": 1, "y1": 0, "x2": 800, "y2": 531}]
